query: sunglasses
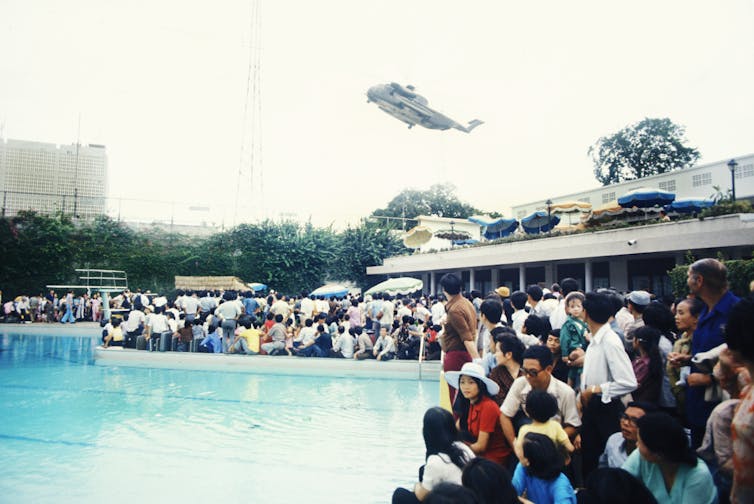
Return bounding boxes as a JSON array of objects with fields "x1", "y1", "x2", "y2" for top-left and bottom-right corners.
[
  {"x1": 620, "y1": 413, "x2": 642, "y2": 426},
  {"x1": 523, "y1": 367, "x2": 543, "y2": 377}
]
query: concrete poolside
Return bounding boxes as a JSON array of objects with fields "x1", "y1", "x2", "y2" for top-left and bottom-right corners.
[{"x1": 1, "y1": 322, "x2": 442, "y2": 381}]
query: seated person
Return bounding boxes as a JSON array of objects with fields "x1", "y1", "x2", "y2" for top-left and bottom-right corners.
[
  {"x1": 374, "y1": 326, "x2": 397, "y2": 361},
  {"x1": 598, "y1": 401, "x2": 657, "y2": 469},
  {"x1": 622, "y1": 412, "x2": 717, "y2": 504},
  {"x1": 229, "y1": 318, "x2": 259, "y2": 355},
  {"x1": 191, "y1": 317, "x2": 206, "y2": 351},
  {"x1": 171, "y1": 319, "x2": 193, "y2": 352},
  {"x1": 331, "y1": 326, "x2": 355, "y2": 358},
  {"x1": 512, "y1": 433, "x2": 577, "y2": 504},
  {"x1": 199, "y1": 323, "x2": 223, "y2": 353},
  {"x1": 297, "y1": 324, "x2": 330, "y2": 357},
  {"x1": 353, "y1": 326, "x2": 375, "y2": 360},
  {"x1": 103, "y1": 318, "x2": 124, "y2": 348}
]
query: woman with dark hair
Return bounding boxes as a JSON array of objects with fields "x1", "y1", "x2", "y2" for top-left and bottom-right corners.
[
  {"x1": 667, "y1": 297, "x2": 705, "y2": 414},
  {"x1": 631, "y1": 326, "x2": 663, "y2": 403},
  {"x1": 512, "y1": 432, "x2": 576, "y2": 503},
  {"x1": 643, "y1": 301, "x2": 680, "y2": 411},
  {"x1": 622, "y1": 412, "x2": 716, "y2": 503},
  {"x1": 446, "y1": 363, "x2": 511, "y2": 465},
  {"x1": 576, "y1": 467, "x2": 658, "y2": 504},
  {"x1": 392, "y1": 407, "x2": 475, "y2": 503},
  {"x1": 461, "y1": 458, "x2": 520, "y2": 504}
]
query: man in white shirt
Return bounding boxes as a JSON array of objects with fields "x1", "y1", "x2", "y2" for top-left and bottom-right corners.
[
  {"x1": 300, "y1": 292, "x2": 314, "y2": 321},
  {"x1": 500, "y1": 345, "x2": 582, "y2": 452},
  {"x1": 550, "y1": 278, "x2": 580, "y2": 330},
  {"x1": 430, "y1": 295, "x2": 446, "y2": 325},
  {"x1": 380, "y1": 295, "x2": 395, "y2": 331},
  {"x1": 579, "y1": 291, "x2": 637, "y2": 479}
]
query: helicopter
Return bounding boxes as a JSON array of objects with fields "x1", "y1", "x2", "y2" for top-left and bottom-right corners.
[{"x1": 366, "y1": 82, "x2": 483, "y2": 133}]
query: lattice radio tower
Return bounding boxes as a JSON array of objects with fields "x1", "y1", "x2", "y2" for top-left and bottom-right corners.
[{"x1": 234, "y1": 0, "x2": 263, "y2": 225}]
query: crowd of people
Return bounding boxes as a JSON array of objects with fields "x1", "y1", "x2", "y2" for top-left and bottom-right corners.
[
  {"x1": 391, "y1": 260, "x2": 753, "y2": 504},
  {"x1": 4, "y1": 258, "x2": 754, "y2": 503}
]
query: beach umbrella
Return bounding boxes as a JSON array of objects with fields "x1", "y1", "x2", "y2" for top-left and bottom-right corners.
[
  {"x1": 467, "y1": 216, "x2": 519, "y2": 240},
  {"x1": 664, "y1": 197, "x2": 715, "y2": 214},
  {"x1": 310, "y1": 284, "x2": 350, "y2": 298},
  {"x1": 402, "y1": 226, "x2": 433, "y2": 249},
  {"x1": 247, "y1": 282, "x2": 267, "y2": 292},
  {"x1": 549, "y1": 201, "x2": 592, "y2": 225},
  {"x1": 617, "y1": 187, "x2": 675, "y2": 208},
  {"x1": 520, "y1": 211, "x2": 560, "y2": 234},
  {"x1": 365, "y1": 277, "x2": 423, "y2": 296}
]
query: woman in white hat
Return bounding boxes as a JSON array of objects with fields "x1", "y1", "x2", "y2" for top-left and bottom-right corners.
[{"x1": 446, "y1": 362, "x2": 513, "y2": 466}]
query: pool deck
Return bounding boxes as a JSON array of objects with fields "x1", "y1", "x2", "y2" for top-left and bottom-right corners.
[{"x1": 1, "y1": 322, "x2": 442, "y2": 381}]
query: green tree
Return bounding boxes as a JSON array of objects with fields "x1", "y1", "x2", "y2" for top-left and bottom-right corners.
[
  {"x1": 331, "y1": 220, "x2": 405, "y2": 288},
  {"x1": 589, "y1": 118, "x2": 700, "y2": 186},
  {"x1": 371, "y1": 183, "x2": 481, "y2": 228},
  {"x1": 0, "y1": 211, "x2": 76, "y2": 296}
]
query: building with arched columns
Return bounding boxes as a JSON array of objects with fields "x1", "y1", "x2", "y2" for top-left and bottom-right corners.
[{"x1": 367, "y1": 213, "x2": 754, "y2": 297}]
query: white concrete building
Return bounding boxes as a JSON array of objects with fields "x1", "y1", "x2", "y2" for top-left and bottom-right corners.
[
  {"x1": 0, "y1": 138, "x2": 108, "y2": 218},
  {"x1": 511, "y1": 154, "x2": 754, "y2": 220},
  {"x1": 368, "y1": 213, "x2": 754, "y2": 298}
]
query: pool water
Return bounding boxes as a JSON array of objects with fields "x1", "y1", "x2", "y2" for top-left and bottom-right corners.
[{"x1": 0, "y1": 332, "x2": 436, "y2": 503}]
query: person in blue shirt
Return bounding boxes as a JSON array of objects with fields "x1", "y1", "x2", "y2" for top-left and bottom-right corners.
[
  {"x1": 622, "y1": 412, "x2": 716, "y2": 504},
  {"x1": 670, "y1": 258, "x2": 740, "y2": 448},
  {"x1": 512, "y1": 432, "x2": 576, "y2": 504}
]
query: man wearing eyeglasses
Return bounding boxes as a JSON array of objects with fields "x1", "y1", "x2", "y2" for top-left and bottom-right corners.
[
  {"x1": 499, "y1": 345, "x2": 582, "y2": 458},
  {"x1": 598, "y1": 401, "x2": 658, "y2": 469}
]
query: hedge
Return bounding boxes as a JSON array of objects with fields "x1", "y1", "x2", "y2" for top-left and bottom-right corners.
[{"x1": 668, "y1": 257, "x2": 754, "y2": 298}]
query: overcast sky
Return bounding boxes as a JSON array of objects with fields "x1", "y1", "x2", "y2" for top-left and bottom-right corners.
[{"x1": 2, "y1": 0, "x2": 753, "y2": 228}]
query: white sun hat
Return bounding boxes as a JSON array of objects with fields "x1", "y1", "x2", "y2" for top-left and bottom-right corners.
[{"x1": 445, "y1": 362, "x2": 500, "y2": 396}]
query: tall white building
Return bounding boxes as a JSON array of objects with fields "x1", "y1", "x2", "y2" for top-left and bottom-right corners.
[{"x1": 0, "y1": 138, "x2": 108, "y2": 218}]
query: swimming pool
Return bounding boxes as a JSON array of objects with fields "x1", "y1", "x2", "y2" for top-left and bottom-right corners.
[{"x1": 0, "y1": 330, "x2": 436, "y2": 503}]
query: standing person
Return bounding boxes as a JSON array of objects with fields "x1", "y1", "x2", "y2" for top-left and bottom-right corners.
[
  {"x1": 724, "y1": 298, "x2": 754, "y2": 504},
  {"x1": 630, "y1": 326, "x2": 664, "y2": 404},
  {"x1": 215, "y1": 292, "x2": 242, "y2": 353},
  {"x1": 392, "y1": 407, "x2": 475, "y2": 504},
  {"x1": 440, "y1": 273, "x2": 481, "y2": 402},
  {"x1": 579, "y1": 291, "x2": 637, "y2": 479},
  {"x1": 667, "y1": 297, "x2": 705, "y2": 415},
  {"x1": 682, "y1": 258, "x2": 740, "y2": 448},
  {"x1": 446, "y1": 362, "x2": 511, "y2": 466},
  {"x1": 60, "y1": 290, "x2": 76, "y2": 324}
]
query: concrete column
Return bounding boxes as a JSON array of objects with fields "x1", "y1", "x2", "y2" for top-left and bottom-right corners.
[
  {"x1": 430, "y1": 271, "x2": 436, "y2": 295},
  {"x1": 469, "y1": 269, "x2": 476, "y2": 292},
  {"x1": 545, "y1": 263, "x2": 555, "y2": 287},
  {"x1": 584, "y1": 260, "x2": 593, "y2": 292},
  {"x1": 519, "y1": 265, "x2": 526, "y2": 291},
  {"x1": 421, "y1": 273, "x2": 429, "y2": 295},
  {"x1": 610, "y1": 258, "x2": 629, "y2": 292},
  {"x1": 491, "y1": 268, "x2": 499, "y2": 289}
]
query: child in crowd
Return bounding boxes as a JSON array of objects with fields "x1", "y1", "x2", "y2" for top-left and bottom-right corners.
[
  {"x1": 515, "y1": 390, "x2": 574, "y2": 463},
  {"x1": 513, "y1": 432, "x2": 577, "y2": 504},
  {"x1": 103, "y1": 318, "x2": 124, "y2": 348},
  {"x1": 559, "y1": 292, "x2": 588, "y2": 389}
]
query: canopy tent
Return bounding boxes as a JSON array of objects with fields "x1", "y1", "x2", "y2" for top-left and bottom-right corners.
[
  {"x1": 467, "y1": 216, "x2": 519, "y2": 240},
  {"x1": 247, "y1": 282, "x2": 268, "y2": 292},
  {"x1": 452, "y1": 238, "x2": 480, "y2": 246},
  {"x1": 402, "y1": 226, "x2": 433, "y2": 249},
  {"x1": 664, "y1": 197, "x2": 715, "y2": 214},
  {"x1": 520, "y1": 211, "x2": 561, "y2": 234},
  {"x1": 310, "y1": 284, "x2": 350, "y2": 298},
  {"x1": 618, "y1": 187, "x2": 675, "y2": 208},
  {"x1": 365, "y1": 277, "x2": 423, "y2": 296},
  {"x1": 175, "y1": 276, "x2": 257, "y2": 291}
]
